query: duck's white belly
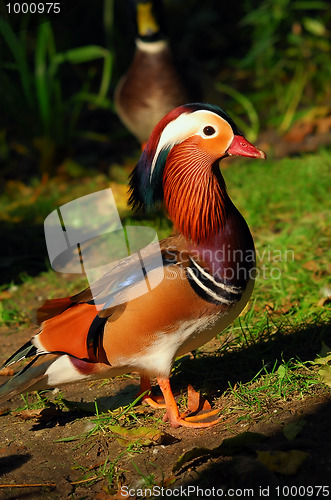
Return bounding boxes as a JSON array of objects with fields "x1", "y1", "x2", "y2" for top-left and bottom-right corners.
[{"x1": 125, "y1": 276, "x2": 255, "y2": 377}]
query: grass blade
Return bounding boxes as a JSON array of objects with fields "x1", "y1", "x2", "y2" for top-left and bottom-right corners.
[
  {"x1": 35, "y1": 23, "x2": 52, "y2": 132},
  {"x1": 216, "y1": 82, "x2": 260, "y2": 140},
  {"x1": 0, "y1": 19, "x2": 33, "y2": 106}
]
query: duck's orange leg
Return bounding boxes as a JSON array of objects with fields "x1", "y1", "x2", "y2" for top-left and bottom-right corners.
[
  {"x1": 157, "y1": 377, "x2": 221, "y2": 429},
  {"x1": 138, "y1": 375, "x2": 166, "y2": 409}
]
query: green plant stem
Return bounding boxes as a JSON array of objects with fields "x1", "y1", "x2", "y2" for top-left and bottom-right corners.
[
  {"x1": 216, "y1": 82, "x2": 260, "y2": 141},
  {"x1": 279, "y1": 64, "x2": 309, "y2": 133}
]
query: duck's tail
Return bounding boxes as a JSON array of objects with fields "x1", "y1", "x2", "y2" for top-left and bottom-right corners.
[
  {"x1": 0, "y1": 340, "x2": 115, "y2": 405},
  {"x1": 0, "y1": 348, "x2": 57, "y2": 404}
]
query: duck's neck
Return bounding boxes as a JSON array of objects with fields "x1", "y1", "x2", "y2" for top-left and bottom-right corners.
[
  {"x1": 163, "y1": 142, "x2": 255, "y2": 286},
  {"x1": 163, "y1": 139, "x2": 229, "y2": 245},
  {"x1": 136, "y1": 38, "x2": 168, "y2": 54},
  {"x1": 187, "y1": 206, "x2": 256, "y2": 288}
]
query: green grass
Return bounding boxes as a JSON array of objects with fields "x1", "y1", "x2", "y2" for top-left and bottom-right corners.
[
  {"x1": 0, "y1": 299, "x2": 24, "y2": 325},
  {"x1": 227, "y1": 358, "x2": 319, "y2": 412},
  {"x1": 17, "y1": 390, "x2": 63, "y2": 411},
  {"x1": 225, "y1": 150, "x2": 330, "y2": 318}
]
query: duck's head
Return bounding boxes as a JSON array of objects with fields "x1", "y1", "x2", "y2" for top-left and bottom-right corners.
[
  {"x1": 134, "y1": 0, "x2": 165, "y2": 42},
  {"x1": 129, "y1": 103, "x2": 266, "y2": 243}
]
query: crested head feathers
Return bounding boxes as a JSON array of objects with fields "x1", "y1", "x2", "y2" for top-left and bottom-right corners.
[
  {"x1": 128, "y1": 103, "x2": 262, "y2": 244},
  {"x1": 128, "y1": 103, "x2": 240, "y2": 210}
]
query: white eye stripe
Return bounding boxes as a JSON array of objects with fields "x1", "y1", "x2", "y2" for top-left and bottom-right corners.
[
  {"x1": 150, "y1": 110, "x2": 232, "y2": 181},
  {"x1": 150, "y1": 112, "x2": 192, "y2": 181}
]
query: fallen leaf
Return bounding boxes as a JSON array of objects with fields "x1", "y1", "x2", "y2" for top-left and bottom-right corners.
[
  {"x1": 181, "y1": 384, "x2": 212, "y2": 418},
  {"x1": 0, "y1": 290, "x2": 12, "y2": 300},
  {"x1": 17, "y1": 409, "x2": 45, "y2": 420},
  {"x1": 107, "y1": 425, "x2": 165, "y2": 447},
  {"x1": 160, "y1": 476, "x2": 177, "y2": 488},
  {"x1": 315, "y1": 115, "x2": 331, "y2": 133},
  {"x1": 310, "y1": 344, "x2": 331, "y2": 387},
  {"x1": 17, "y1": 407, "x2": 61, "y2": 421},
  {"x1": 313, "y1": 354, "x2": 331, "y2": 366},
  {"x1": 283, "y1": 420, "x2": 307, "y2": 441},
  {"x1": 318, "y1": 365, "x2": 331, "y2": 387},
  {"x1": 284, "y1": 121, "x2": 313, "y2": 143},
  {"x1": 173, "y1": 446, "x2": 211, "y2": 473},
  {"x1": 187, "y1": 384, "x2": 205, "y2": 412},
  {"x1": 317, "y1": 296, "x2": 331, "y2": 307},
  {"x1": 302, "y1": 260, "x2": 319, "y2": 272},
  {"x1": 318, "y1": 342, "x2": 331, "y2": 359},
  {"x1": 257, "y1": 450, "x2": 309, "y2": 475},
  {"x1": 311, "y1": 343, "x2": 331, "y2": 366}
]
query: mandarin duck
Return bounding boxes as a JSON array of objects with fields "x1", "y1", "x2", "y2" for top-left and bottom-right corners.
[
  {"x1": 114, "y1": 0, "x2": 188, "y2": 148},
  {"x1": 0, "y1": 103, "x2": 265, "y2": 428}
]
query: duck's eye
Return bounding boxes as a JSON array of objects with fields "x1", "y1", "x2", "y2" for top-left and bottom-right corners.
[{"x1": 203, "y1": 125, "x2": 216, "y2": 136}]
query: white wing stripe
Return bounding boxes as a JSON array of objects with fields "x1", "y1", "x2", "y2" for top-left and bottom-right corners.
[
  {"x1": 190, "y1": 258, "x2": 242, "y2": 294},
  {"x1": 186, "y1": 267, "x2": 232, "y2": 305}
]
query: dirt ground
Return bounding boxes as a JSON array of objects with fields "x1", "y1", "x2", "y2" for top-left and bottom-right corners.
[{"x1": 1, "y1": 318, "x2": 331, "y2": 500}]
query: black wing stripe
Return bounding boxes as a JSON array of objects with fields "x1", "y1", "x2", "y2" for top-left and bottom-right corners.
[{"x1": 86, "y1": 314, "x2": 108, "y2": 357}]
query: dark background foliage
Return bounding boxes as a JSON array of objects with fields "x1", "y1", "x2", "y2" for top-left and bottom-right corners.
[{"x1": 0, "y1": 0, "x2": 330, "y2": 181}]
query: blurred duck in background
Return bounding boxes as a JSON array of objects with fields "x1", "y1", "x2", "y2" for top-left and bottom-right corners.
[{"x1": 114, "y1": 0, "x2": 188, "y2": 148}]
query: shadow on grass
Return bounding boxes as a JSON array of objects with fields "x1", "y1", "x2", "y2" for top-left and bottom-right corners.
[
  {"x1": 171, "y1": 316, "x2": 331, "y2": 397},
  {"x1": 0, "y1": 213, "x2": 172, "y2": 287},
  {"x1": 0, "y1": 221, "x2": 47, "y2": 285},
  {"x1": 173, "y1": 399, "x2": 331, "y2": 498},
  {"x1": 160, "y1": 319, "x2": 331, "y2": 497}
]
